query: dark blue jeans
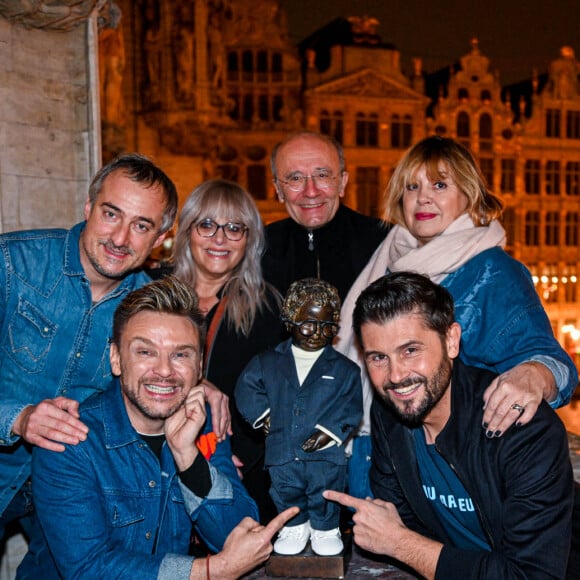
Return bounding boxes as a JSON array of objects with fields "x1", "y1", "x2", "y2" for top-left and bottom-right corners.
[
  {"x1": 347, "y1": 435, "x2": 373, "y2": 499},
  {"x1": 0, "y1": 480, "x2": 55, "y2": 580},
  {"x1": 0, "y1": 479, "x2": 34, "y2": 542},
  {"x1": 269, "y1": 460, "x2": 346, "y2": 531}
]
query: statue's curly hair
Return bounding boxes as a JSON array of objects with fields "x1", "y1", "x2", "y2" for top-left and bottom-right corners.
[{"x1": 282, "y1": 278, "x2": 341, "y2": 323}]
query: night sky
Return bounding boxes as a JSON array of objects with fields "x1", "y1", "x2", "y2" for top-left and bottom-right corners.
[{"x1": 278, "y1": 0, "x2": 580, "y2": 84}]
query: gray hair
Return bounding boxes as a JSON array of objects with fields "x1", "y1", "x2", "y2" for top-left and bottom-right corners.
[{"x1": 172, "y1": 179, "x2": 276, "y2": 336}]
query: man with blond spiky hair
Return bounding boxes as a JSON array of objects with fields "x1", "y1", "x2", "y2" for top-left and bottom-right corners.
[{"x1": 30, "y1": 277, "x2": 298, "y2": 579}]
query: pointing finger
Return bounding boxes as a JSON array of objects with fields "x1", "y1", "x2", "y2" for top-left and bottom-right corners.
[
  {"x1": 263, "y1": 506, "x2": 300, "y2": 539},
  {"x1": 323, "y1": 489, "x2": 365, "y2": 510}
]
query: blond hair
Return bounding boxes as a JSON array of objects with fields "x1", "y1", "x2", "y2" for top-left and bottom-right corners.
[{"x1": 384, "y1": 136, "x2": 502, "y2": 227}]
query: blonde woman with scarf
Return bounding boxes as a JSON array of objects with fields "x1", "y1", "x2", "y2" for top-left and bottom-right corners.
[{"x1": 337, "y1": 136, "x2": 578, "y2": 499}]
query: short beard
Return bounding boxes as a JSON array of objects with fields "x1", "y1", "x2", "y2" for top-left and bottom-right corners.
[
  {"x1": 380, "y1": 356, "x2": 452, "y2": 427},
  {"x1": 83, "y1": 239, "x2": 137, "y2": 280},
  {"x1": 122, "y1": 377, "x2": 186, "y2": 422}
]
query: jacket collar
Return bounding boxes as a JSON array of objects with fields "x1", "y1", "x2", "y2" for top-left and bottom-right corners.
[
  {"x1": 286, "y1": 204, "x2": 348, "y2": 237},
  {"x1": 275, "y1": 338, "x2": 339, "y2": 385},
  {"x1": 100, "y1": 381, "x2": 144, "y2": 449},
  {"x1": 63, "y1": 222, "x2": 87, "y2": 277}
]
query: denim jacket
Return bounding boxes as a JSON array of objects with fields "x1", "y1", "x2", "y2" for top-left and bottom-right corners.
[
  {"x1": 31, "y1": 385, "x2": 258, "y2": 579},
  {"x1": 441, "y1": 247, "x2": 578, "y2": 407},
  {"x1": 0, "y1": 222, "x2": 151, "y2": 515}
]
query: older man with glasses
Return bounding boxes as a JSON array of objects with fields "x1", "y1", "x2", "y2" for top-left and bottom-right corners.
[{"x1": 263, "y1": 131, "x2": 388, "y2": 302}]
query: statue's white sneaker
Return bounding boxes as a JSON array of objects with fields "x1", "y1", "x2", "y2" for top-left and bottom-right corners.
[
  {"x1": 273, "y1": 521, "x2": 311, "y2": 555},
  {"x1": 310, "y1": 527, "x2": 343, "y2": 556}
]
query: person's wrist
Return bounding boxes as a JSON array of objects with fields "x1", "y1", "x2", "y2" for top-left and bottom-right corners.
[
  {"x1": 526, "y1": 361, "x2": 557, "y2": 403},
  {"x1": 11, "y1": 405, "x2": 33, "y2": 437},
  {"x1": 173, "y1": 447, "x2": 199, "y2": 473},
  {"x1": 208, "y1": 553, "x2": 233, "y2": 580}
]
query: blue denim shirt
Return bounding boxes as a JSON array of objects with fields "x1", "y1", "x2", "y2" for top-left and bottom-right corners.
[
  {"x1": 0, "y1": 222, "x2": 152, "y2": 515},
  {"x1": 31, "y1": 385, "x2": 258, "y2": 579}
]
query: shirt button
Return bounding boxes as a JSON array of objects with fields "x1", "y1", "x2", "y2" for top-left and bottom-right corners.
[
  {"x1": 148, "y1": 480, "x2": 156, "y2": 488},
  {"x1": 43, "y1": 327, "x2": 49, "y2": 334},
  {"x1": 76, "y1": 352, "x2": 81, "y2": 358},
  {"x1": 145, "y1": 531, "x2": 152, "y2": 540},
  {"x1": 62, "y1": 388, "x2": 68, "y2": 395}
]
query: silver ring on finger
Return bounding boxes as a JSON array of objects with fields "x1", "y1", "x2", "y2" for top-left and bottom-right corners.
[{"x1": 511, "y1": 403, "x2": 525, "y2": 414}]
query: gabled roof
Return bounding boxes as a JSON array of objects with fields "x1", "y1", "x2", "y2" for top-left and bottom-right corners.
[{"x1": 305, "y1": 67, "x2": 429, "y2": 103}]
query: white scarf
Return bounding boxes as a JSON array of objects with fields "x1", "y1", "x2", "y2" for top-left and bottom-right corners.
[{"x1": 336, "y1": 214, "x2": 506, "y2": 436}]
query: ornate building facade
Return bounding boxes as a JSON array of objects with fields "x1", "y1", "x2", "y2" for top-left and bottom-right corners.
[{"x1": 99, "y1": 1, "x2": 580, "y2": 363}]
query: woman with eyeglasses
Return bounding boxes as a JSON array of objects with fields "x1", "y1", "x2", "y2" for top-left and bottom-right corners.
[{"x1": 167, "y1": 179, "x2": 284, "y2": 523}]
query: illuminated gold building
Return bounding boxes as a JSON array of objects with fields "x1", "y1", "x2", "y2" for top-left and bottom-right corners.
[{"x1": 104, "y1": 1, "x2": 580, "y2": 360}]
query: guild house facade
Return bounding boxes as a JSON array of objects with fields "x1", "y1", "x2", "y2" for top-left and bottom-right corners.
[{"x1": 0, "y1": 0, "x2": 578, "y2": 365}]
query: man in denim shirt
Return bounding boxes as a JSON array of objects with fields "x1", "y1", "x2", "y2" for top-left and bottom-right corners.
[
  {"x1": 0, "y1": 154, "x2": 182, "y2": 572},
  {"x1": 30, "y1": 277, "x2": 297, "y2": 579}
]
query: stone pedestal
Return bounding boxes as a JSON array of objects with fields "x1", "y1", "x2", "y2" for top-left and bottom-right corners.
[{"x1": 265, "y1": 533, "x2": 351, "y2": 579}]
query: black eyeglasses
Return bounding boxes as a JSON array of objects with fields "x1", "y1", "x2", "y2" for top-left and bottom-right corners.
[
  {"x1": 284, "y1": 319, "x2": 339, "y2": 338},
  {"x1": 277, "y1": 171, "x2": 339, "y2": 193},
  {"x1": 195, "y1": 219, "x2": 248, "y2": 241}
]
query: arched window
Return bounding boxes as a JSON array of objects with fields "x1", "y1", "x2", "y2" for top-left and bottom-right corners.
[
  {"x1": 242, "y1": 50, "x2": 253, "y2": 81},
  {"x1": 258, "y1": 94, "x2": 268, "y2": 121},
  {"x1": 545, "y1": 211, "x2": 559, "y2": 246},
  {"x1": 227, "y1": 52, "x2": 239, "y2": 81},
  {"x1": 524, "y1": 160, "x2": 540, "y2": 194},
  {"x1": 458, "y1": 88, "x2": 469, "y2": 100},
  {"x1": 565, "y1": 212, "x2": 579, "y2": 246},
  {"x1": 500, "y1": 159, "x2": 515, "y2": 193},
  {"x1": 501, "y1": 207, "x2": 516, "y2": 245},
  {"x1": 242, "y1": 94, "x2": 253, "y2": 122},
  {"x1": 356, "y1": 112, "x2": 378, "y2": 147},
  {"x1": 272, "y1": 52, "x2": 282, "y2": 81},
  {"x1": 320, "y1": 110, "x2": 343, "y2": 144},
  {"x1": 546, "y1": 109, "x2": 561, "y2": 137},
  {"x1": 272, "y1": 95, "x2": 283, "y2": 122},
  {"x1": 456, "y1": 112, "x2": 470, "y2": 148},
  {"x1": 525, "y1": 211, "x2": 540, "y2": 245},
  {"x1": 227, "y1": 93, "x2": 239, "y2": 120},
  {"x1": 481, "y1": 89, "x2": 491, "y2": 101},
  {"x1": 545, "y1": 161, "x2": 561, "y2": 195},
  {"x1": 479, "y1": 113, "x2": 492, "y2": 151},
  {"x1": 391, "y1": 114, "x2": 412, "y2": 148},
  {"x1": 256, "y1": 51, "x2": 268, "y2": 81},
  {"x1": 478, "y1": 157, "x2": 494, "y2": 189},
  {"x1": 565, "y1": 161, "x2": 580, "y2": 195}
]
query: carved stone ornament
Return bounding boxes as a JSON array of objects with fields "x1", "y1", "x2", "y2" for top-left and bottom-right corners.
[
  {"x1": 312, "y1": 70, "x2": 425, "y2": 101},
  {"x1": 0, "y1": 0, "x2": 103, "y2": 31}
]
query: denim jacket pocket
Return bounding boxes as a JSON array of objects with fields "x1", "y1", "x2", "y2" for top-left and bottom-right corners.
[
  {"x1": 5, "y1": 298, "x2": 57, "y2": 373},
  {"x1": 106, "y1": 496, "x2": 145, "y2": 528}
]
